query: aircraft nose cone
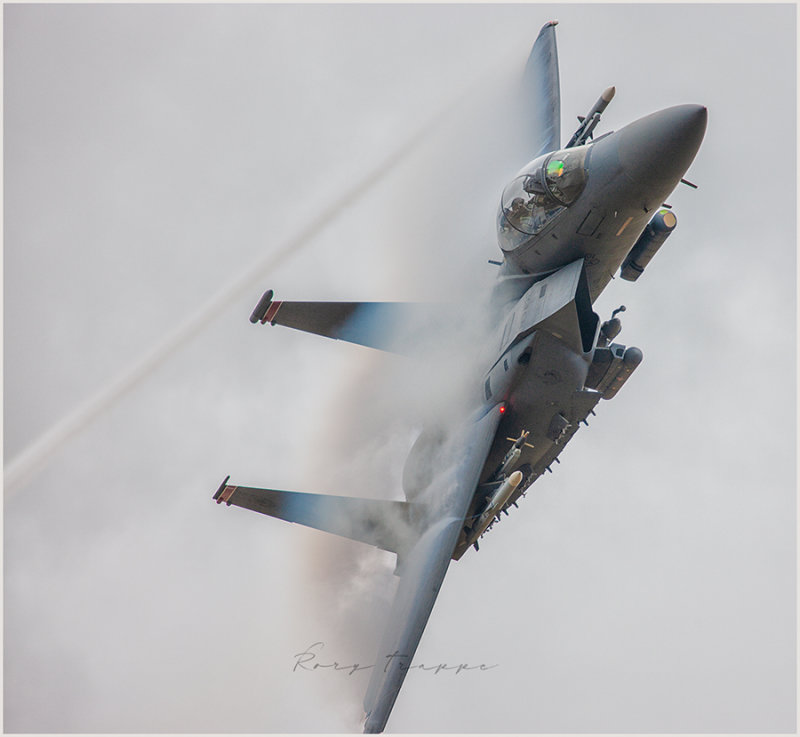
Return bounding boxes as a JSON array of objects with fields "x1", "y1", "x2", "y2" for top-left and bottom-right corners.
[{"x1": 618, "y1": 104, "x2": 707, "y2": 187}]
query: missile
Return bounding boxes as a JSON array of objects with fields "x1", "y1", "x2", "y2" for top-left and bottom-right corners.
[
  {"x1": 492, "y1": 430, "x2": 534, "y2": 479},
  {"x1": 467, "y1": 471, "x2": 523, "y2": 546},
  {"x1": 498, "y1": 446, "x2": 522, "y2": 477},
  {"x1": 567, "y1": 86, "x2": 616, "y2": 148},
  {"x1": 584, "y1": 85, "x2": 616, "y2": 122},
  {"x1": 482, "y1": 470, "x2": 523, "y2": 519}
]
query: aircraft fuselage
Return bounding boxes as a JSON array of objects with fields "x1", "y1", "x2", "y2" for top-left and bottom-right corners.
[
  {"x1": 497, "y1": 104, "x2": 708, "y2": 301},
  {"x1": 213, "y1": 20, "x2": 709, "y2": 733},
  {"x1": 446, "y1": 104, "x2": 707, "y2": 557}
]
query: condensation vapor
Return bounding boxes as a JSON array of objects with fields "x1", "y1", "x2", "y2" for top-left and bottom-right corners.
[
  {"x1": 6, "y1": 33, "x2": 532, "y2": 733},
  {"x1": 297, "y1": 64, "x2": 535, "y2": 727},
  {"x1": 3, "y1": 92, "x2": 466, "y2": 501}
]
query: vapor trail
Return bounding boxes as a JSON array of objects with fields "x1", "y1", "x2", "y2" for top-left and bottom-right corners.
[{"x1": 3, "y1": 75, "x2": 495, "y2": 499}]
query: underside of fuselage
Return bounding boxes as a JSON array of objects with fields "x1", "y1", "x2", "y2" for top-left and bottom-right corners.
[{"x1": 451, "y1": 329, "x2": 600, "y2": 559}]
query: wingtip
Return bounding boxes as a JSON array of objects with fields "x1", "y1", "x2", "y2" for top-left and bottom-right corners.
[
  {"x1": 213, "y1": 475, "x2": 231, "y2": 501},
  {"x1": 249, "y1": 289, "x2": 274, "y2": 324}
]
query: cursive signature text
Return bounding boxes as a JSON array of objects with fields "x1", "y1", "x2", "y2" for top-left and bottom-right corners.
[{"x1": 293, "y1": 641, "x2": 499, "y2": 676}]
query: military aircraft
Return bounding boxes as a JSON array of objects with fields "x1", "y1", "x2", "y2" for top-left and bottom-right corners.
[{"x1": 212, "y1": 21, "x2": 706, "y2": 733}]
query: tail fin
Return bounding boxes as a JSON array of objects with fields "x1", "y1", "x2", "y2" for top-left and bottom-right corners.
[
  {"x1": 522, "y1": 21, "x2": 561, "y2": 158},
  {"x1": 214, "y1": 478, "x2": 420, "y2": 557}
]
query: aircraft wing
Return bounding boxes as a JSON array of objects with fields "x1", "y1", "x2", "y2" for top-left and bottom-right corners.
[
  {"x1": 362, "y1": 404, "x2": 503, "y2": 733},
  {"x1": 249, "y1": 291, "x2": 449, "y2": 355},
  {"x1": 522, "y1": 21, "x2": 561, "y2": 158},
  {"x1": 213, "y1": 405, "x2": 503, "y2": 733},
  {"x1": 214, "y1": 479, "x2": 418, "y2": 557}
]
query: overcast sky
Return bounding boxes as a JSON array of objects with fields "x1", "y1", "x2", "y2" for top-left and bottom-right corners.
[{"x1": 4, "y1": 3, "x2": 796, "y2": 734}]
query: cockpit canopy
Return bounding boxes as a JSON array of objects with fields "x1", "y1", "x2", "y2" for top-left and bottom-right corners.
[{"x1": 499, "y1": 147, "x2": 588, "y2": 238}]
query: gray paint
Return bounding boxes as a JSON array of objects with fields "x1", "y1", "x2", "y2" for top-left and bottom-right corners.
[{"x1": 4, "y1": 4, "x2": 795, "y2": 733}]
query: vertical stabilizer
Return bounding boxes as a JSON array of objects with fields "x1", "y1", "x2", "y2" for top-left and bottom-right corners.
[{"x1": 522, "y1": 21, "x2": 561, "y2": 158}]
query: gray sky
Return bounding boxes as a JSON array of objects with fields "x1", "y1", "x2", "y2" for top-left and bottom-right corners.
[{"x1": 4, "y1": 3, "x2": 796, "y2": 733}]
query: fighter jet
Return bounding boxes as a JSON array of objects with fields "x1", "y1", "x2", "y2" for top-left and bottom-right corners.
[{"x1": 212, "y1": 21, "x2": 706, "y2": 733}]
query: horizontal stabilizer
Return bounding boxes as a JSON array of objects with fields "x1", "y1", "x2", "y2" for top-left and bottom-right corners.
[
  {"x1": 249, "y1": 292, "x2": 446, "y2": 354},
  {"x1": 214, "y1": 479, "x2": 419, "y2": 556}
]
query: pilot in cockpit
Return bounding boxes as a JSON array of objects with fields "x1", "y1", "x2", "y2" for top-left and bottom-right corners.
[
  {"x1": 507, "y1": 196, "x2": 532, "y2": 230},
  {"x1": 509, "y1": 197, "x2": 527, "y2": 216},
  {"x1": 500, "y1": 147, "x2": 587, "y2": 241}
]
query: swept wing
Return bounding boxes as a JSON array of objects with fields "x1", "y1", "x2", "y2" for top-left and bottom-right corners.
[
  {"x1": 250, "y1": 291, "x2": 453, "y2": 355},
  {"x1": 214, "y1": 404, "x2": 503, "y2": 733},
  {"x1": 214, "y1": 479, "x2": 418, "y2": 557}
]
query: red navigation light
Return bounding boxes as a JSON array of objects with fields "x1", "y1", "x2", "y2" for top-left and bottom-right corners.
[{"x1": 499, "y1": 403, "x2": 507, "y2": 415}]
